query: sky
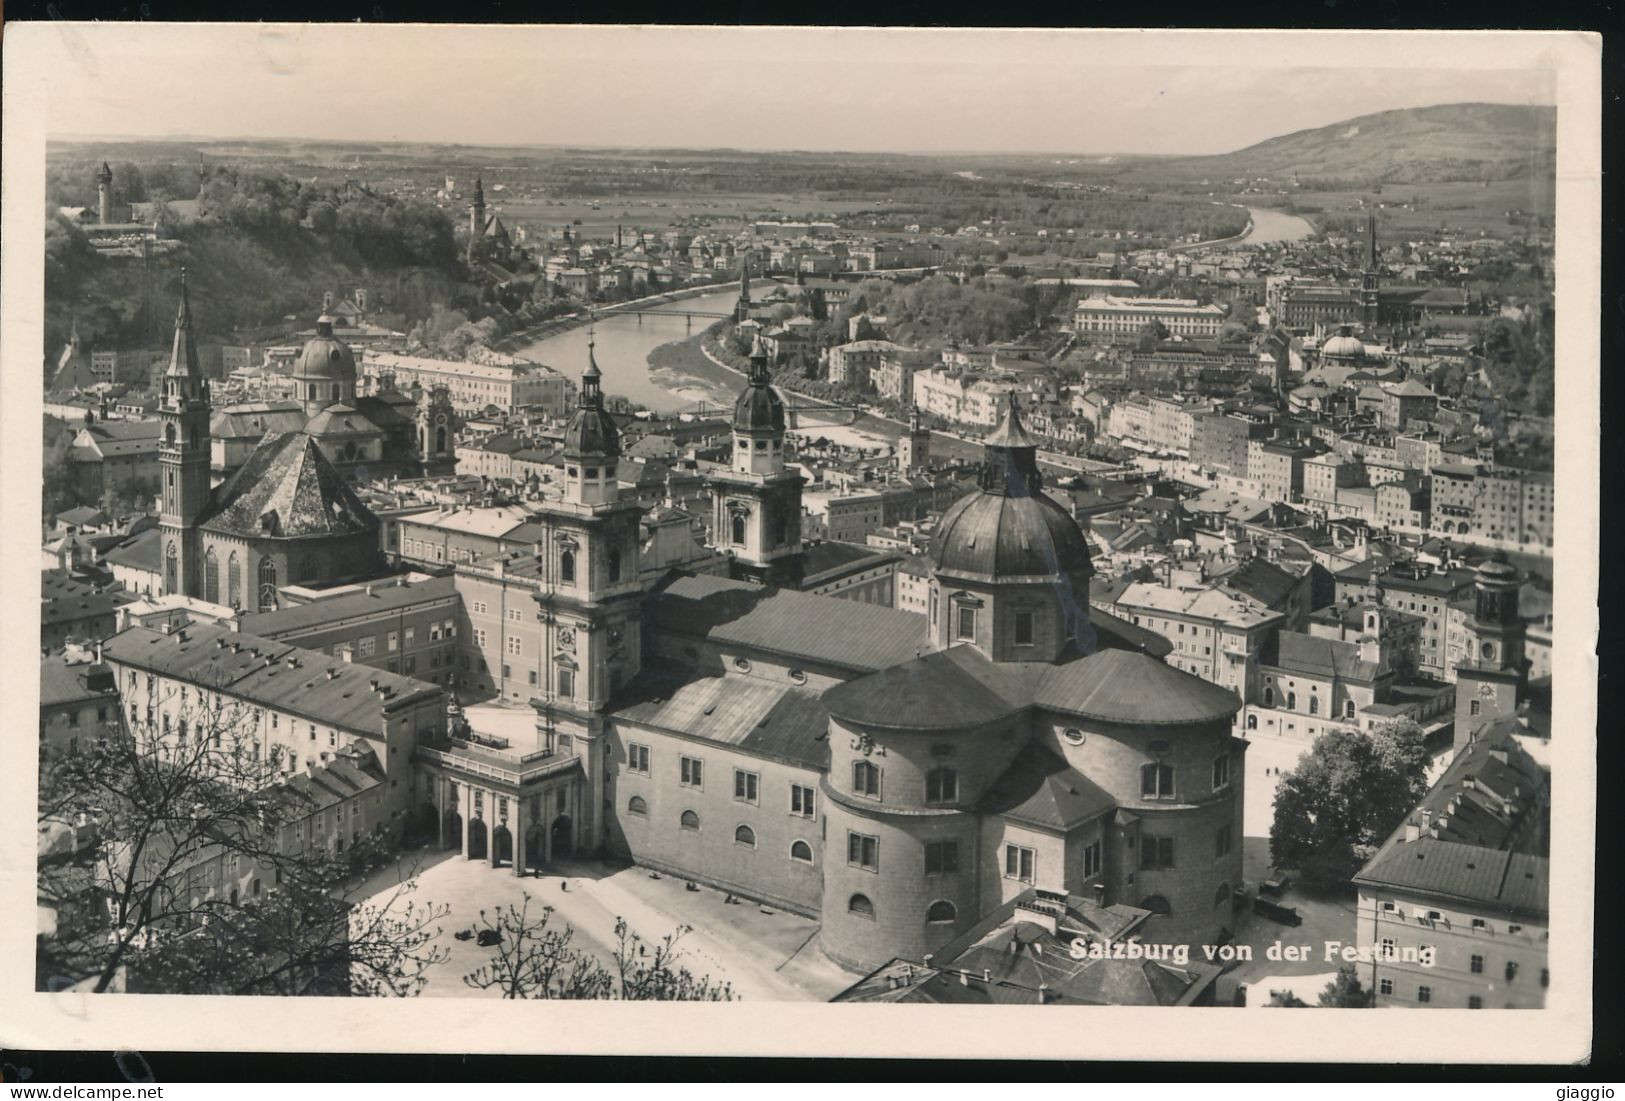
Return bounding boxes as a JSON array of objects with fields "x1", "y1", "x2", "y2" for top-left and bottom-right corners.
[{"x1": 23, "y1": 24, "x2": 1560, "y2": 156}]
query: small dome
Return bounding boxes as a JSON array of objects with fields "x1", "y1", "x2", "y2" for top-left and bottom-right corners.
[
  {"x1": 294, "y1": 320, "x2": 356, "y2": 384},
  {"x1": 734, "y1": 382, "x2": 786, "y2": 434},
  {"x1": 1320, "y1": 333, "x2": 1366, "y2": 359},
  {"x1": 931, "y1": 492, "x2": 1093, "y2": 581},
  {"x1": 563, "y1": 405, "x2": 619, "y2": 460}
]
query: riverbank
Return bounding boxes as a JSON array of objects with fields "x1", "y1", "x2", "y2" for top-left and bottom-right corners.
[
  {"x1": 644, "y1": 328, "x2": 748, "y2": 413},
  {"x1": 493, "y1": 279, "x2": 746, "y2": 355}
]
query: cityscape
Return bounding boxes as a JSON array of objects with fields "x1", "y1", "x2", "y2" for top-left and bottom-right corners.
[{"x1": 25, "y1": 29, "x2": 1575, "y2": 1025}]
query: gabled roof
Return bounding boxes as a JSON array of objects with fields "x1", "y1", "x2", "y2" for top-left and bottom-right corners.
[
  {"x1": 980, "y1": 742, "x2": 1116, "y2": 832},
  {"x1": 609, "y1": 664, "x2": 830, "y2": 770},
  {"x1": 1263, "y1": 631, "x2": 1382, "y2": 683}
]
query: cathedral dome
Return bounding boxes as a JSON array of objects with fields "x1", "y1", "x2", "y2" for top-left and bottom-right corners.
[
  {"x1": 294, "y1": 317, "x2": 357, "y2": 383},
  {"x1": 931, "y1": 490, "x2": 1093, "y2": 582}
]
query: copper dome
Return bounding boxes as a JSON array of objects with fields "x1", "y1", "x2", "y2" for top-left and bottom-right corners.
[
  {"x1": 931, "y1": 490, "x2": 1093, "y2": 582},
  {"x1": 293, "y1": 318, "x2": 356, "y2": 383}
]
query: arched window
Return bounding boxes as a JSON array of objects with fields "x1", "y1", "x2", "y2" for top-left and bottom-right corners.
[
  {"x1": 627, "y1": 796, "x2": 647, "y2": 817},
  {"x1": 1287, "y1": 691, "x2": 1298, "y2": 711},
  {"x1": 257, "y1": 557, "x2": 278, "y2": 612},
  {"x1": 680, "y1": 809, "x2": 700, "y2": 831},
  {"x1": 1138, "y1": 894, "x2": 1173, "y2": 916},
  {"x1": 1246, "y1": 713, "x2": 1258, "y2": 730},
  {"x1": 926, "y1": 900, "x2": 957, "y2": 924},
  {"x1": 1140, "y1": 762, "x2": 1175, "y2": 800},
  {"x1": 1345, "y1": 700, "x2": 1356, "y2": 718},
  {"x1": 731, "y1": 511, "x2": 747, "y2": 545},
  {"x1": 848, "y1": 894, "x2": 875, "y2": 919},
  {"x1": 925, "y1": 766, "x2": 957, "y2": 804},
  {"x1": 608, "y1": 548, "x2": 622, "y2": 584},
  {"x1": 1308, "y1": 695, "x2": 1319, "y2": 716},
  {"x1": 435, "y1": 426, "x2": 447, "y2": 453},
  {"x1": 227, "y1": 552, "x2": 241, "y2": 609},
  {"x1": 1215, "y1": 881, "x2": 1232, "y2": 907},
  {"x1": 734, "y1": 824, "x2": 756, "y2": 847},
  {"x1": 852, "y1": 760, "x2": 880, "y2": 797},
  {"x1": 203, "y1": 547, "x2": 219, "y2": 604},
  {"x1": 559, "y1": 550, "x2": 576, "y2": 584},
  {"x1": 164, "y1": 542, "x2": 178, "y2": 594},
  {"x1": 789, "y1": 840, "x2": 813, "y2": 863},
  {"x1": 1264, "y1": 686, "x2": 1275, "y2": 707},
  {"x1": 164, "y1": 423, "x2": 176, "y2": 446}
]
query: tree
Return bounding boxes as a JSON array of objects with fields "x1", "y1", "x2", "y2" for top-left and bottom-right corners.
[
  {"x1": 1317, "y1": 965, "x2": 1375, "y2": 1008},
  {"x1": 37, "y1": 687, "x2": 449, "y2": 995},
  {"x1": 1136, "y1": 320, "x2": 1170, "y2": 351},
  {"x1": 1267, "y1": 990, "x2": 1309, "y2": 1007},
  {"x1": 462, "y1": 895, "x2": 734, "y2": 1001},
  {"x1": 1268, "y1": 718, "x2": 1430, "y2": 891}
]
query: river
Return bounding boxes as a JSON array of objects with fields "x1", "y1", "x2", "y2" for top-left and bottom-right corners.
[
  {"x1": 512, "y1": 288, "x2": 743, "y2": 414},
  {"x1": 1241, "y1": 206, "x2": 1315, "y2": 246}
]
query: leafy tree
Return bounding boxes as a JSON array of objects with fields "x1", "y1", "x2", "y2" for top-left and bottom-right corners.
[
  {"x1": 1136, "y1": 320, "x2": 1170, "y2": 351},
  {"x1": 1267, "y1": 990, "x2": 1309, "y2": 1007},
  {"x1": 37, "y1": 687, "x2": 449, "y2": 996},
  {"x1": 1268, "y1": 718, "x2": 1430, "y2": 891},
  {"x1": 463, "y1": 896, "x2": 734, "y2": 1001},
  {"x1": 1317, "y1": 965, "x2": 1375, "y2": 1008}
]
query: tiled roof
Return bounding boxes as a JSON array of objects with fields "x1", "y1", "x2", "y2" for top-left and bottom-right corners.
[
  {"x1": 201, "y1": 432, "x2": 379, "y2": 539},
  {"x1": 609, "y1": 665, "x2": 829, "y2": 770},
  {"x1": 1030, "y1": 648, "x2": 1241, "y2": 726},
  {"x1": 822, "y1": 646, "x2": 1027, "y2": 732},
  {"x1": 240, "y1": 575, "x2": 457, "y2": 638},
  {"x1": 102, "y1": 529, "x2": 161, "y2": 573},
  {"x1": 1263, "y1": 631, "x2": 1382, "y2": 683},
  {"x1": 649, "y1": 573, "x2": 926, "y2": 674},
  {"x1": 101, "y1": 623, "x2": 439, "y2": 736},
  {"x1": 40, "y1": 656, "x2": 119, "y2": 708},
  {"x1": 980, "y1": 742, "x2": 1116, "y2": 831}
]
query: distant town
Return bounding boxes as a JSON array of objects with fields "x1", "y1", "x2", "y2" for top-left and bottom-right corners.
[{"x1": 37, "y1": 104, "x2": 1554, "y2": 1010}]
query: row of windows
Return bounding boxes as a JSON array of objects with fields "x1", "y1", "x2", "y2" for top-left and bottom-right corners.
[
  {"x1": 851, "y1": 761, "x2": 960, "y2": 803},
  {"x1": 847, "y1": 894, "x2": 958, "y2": 924},
  {"x1": 625, "y1": 798, "x2": 815, "y2": 860},
  {"x1": 625, "y1": 745, "x2": 817, "y2": 817},
  {"x1": 945, "y1": 605, "x2": 1037, "y2": 646}
]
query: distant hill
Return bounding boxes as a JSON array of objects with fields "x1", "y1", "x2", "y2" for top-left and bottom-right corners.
[{"x1": 1178, "y1": 102, "x2": 1556, "y2": 185}]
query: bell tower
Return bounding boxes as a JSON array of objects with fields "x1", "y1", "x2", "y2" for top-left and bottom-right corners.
[
  {"x1": 416, "y1": 383, "x2": 458, "y2": 476},
  {"x1": 897, "y1": 405, "x2": 931, "y2": 473},
  {"x1": 158, "y1": 269, "x2": 212, "y2": 597},
  {"x1": 96, "y1": 161, "x2": 114, "y2": 225},
  {"x1": 468, "y1": 176, "x2": 486, "y2": 265},
  {"x1": 1359, "y1": 212, "x2": 1381, "y2": 329},
  {"x1": 709, "y1": 336, "x2": 803, "y2": 587},
  {"x1": 1453, "y1": 554, "x2": 1527, "y2": 748}
]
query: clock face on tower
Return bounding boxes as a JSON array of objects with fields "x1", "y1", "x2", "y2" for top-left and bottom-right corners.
[
  {"x1": 556, "y1": 627, "x2": 576, "y2": 652},
  {"x1": 436, "y1": 413, "x2": 448, "y2": 426}
]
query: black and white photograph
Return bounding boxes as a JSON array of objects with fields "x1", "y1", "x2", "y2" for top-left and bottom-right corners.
[{"x1": 0, "y1": 23, "x2": 1598, "y2": 1063}]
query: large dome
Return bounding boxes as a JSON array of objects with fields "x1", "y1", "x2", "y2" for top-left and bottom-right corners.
[
  {"x1": 562, "y1": 405, "x2": 620, "y2": 459},
  {"x1": 931, "y1": 490, "x2": 1093, "y2": 582},
  {"x1": 293, "y1": 317, "x2": 356, "y2": 383},
  {"x1": 734, "y1": 382, "x2": 786, "y2": 434},
  {"x1": 1320, "y1": 332, "x2": 1366, "y2": 359}
]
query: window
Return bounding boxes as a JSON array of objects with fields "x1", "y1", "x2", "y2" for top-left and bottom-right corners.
[
  {"x1": 1379, "y1": 978, "x2": 1393, "y2": 996},
  {"x1": 557, "y1": 668, "x2": 574, "y2": 698},
  {"x1": 926, "y1": 900, "x2": 957, "y2": 924},
  {"x1": 925, "y1": 766, "x2": 957, "y2": 804},
  {"x1": 956, "y1": 605, "x2": 976, "y2": 641},
  {"x1": 1469, "y1": 699, "x2": 1481, "y2": 717},
  {"x1": 1469, "y1": 995, "x2": 1483, "y2": 1009},
  {"x1": 1541, "y1": 968, "x2": 1549, "y2": 988},
  {"x1": 1082, "y1": 841, "x2": 1102, "y2": 879},
  {"x1": 1013, "y1": 610, "x2": 1035, "y2": 646},
  {"x1": 848, "y1": 894, "x2": 875, "y2": 919},
  {"x1": 1417, "y1": 985, "x2": 1432, "y2": 1004},
  {"x1": 733, "y1": 769, "x2": 759, "y2": 804},
  {"x1": 852, "y1": 760, "x2": 880, "y2": 797},
  {"x1": 1215, "y1": 824, "x2": 1233, "y2": 858},
  {"x1": 847, "y1": 831, "x2": 879, "y2": 870},
  {"x1": 627, "y1": 743, "x2": 650, "y2": 774},
  {"x1": 502, "y1": 664, "x2": 511, "y2": 680},
  {"x1": 1062, "y1": 727, "x2": 1086, "y2": 746},
  {"x1": 1138, "y1": 894, "x2": 1172, "y2": 916},
  {"x1": 1470, "y1": 954, "x2": 1484, "y2": 974},
  {"x1": 507, "y1": 636, "x2": 522, "y2": 656},
  {"x1": 790, "y1": 784, "x2": 815, "y2": 817},
  {"x1": 608, "y1": 548, "x2": 622, "y2": 584},
  {"x1": 1139, "y1": 836, "x2": 1175, "y2": 870},
  {"x1": 730, "y1": 512, "x2": 747, "y2": 545},
  {"x1": 1308, "y1": 695, "x2": 1319, "y2": 716},
  {"x1": 790, "y1": 840, "x2": 813, "y2": 863},
  {"x1": 924, "y1": 840, "x2": 959, "y2": 876},
  {"x1": 1212, "y1": 754, "x2": 1231, "y2": 790},
  {"x1": 734, "y1": 824, "x2": 756, "y2": 847},
  {"x1": 1141, "y1": 762, "x2": 1175, "y2": 800},
  {"x1": 1264, "y1": 686, "x2": 1275, "y2": 707},
  {"x1": 1003, "y1": 844, "x2": 1035, "y2": 883},
  {"x1": 680, "y1": 809, "x2": 700, "y2": 831},
  {"x1": 1287, "y1": 691, "x2": 1298, "y2": 710},
  {"x1": 528, "y1": 670, "x2": 538, "y2": 687},
  {"x1": 559, "y1": 550, "x2": 576, "y2": 584},
  {"x1": 1505, "y1": 961, "x2": 1519, "y2": 982},
  {"x1": 680, "y1": 756, "x2": 704, "y2": 788},
  {"x1": 404, "y1": 627, "x2": 415, "y2": 646},
  {"x1": 1471, "y1": 918, "x2": 1487, "y2": 930}
]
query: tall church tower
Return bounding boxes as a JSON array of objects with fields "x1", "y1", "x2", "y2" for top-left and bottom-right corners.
[
  {"x1": 158, "y1": 270, "x2": 212, "y2": 597},
  {"x1": 897, "y1": 405, "x2": 931, "y2": 473},
  {"x1": 416, "y1": 383, "x2": 458, "y2": 476},
  {"x1": 1359, "y1": 212, "x2": 1381, "y2": 329},
  {"x1": 734, "y1": 257, "x2": 752, "y2": 323},
  {"x1": 96, "y1": 161, "x2": 113, "y2": 225},
  {"x1": 1453, "y1": 554, "x2": 1527, "y2": 749},
  {"x1": 468, "y1": 177, "x2": 486, "y2": 265},
  {"x1": 710, "y1": 336, "x2": 803, "y2": 587}
]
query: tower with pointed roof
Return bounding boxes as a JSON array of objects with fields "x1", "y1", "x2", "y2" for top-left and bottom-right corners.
[
  {"x1": 926, "y1": 398, "x2": 1095, "y2": 663},
  {"x1": 158, "y1": 270, "x2": 212, "y2": 596},
  {"x1": 96, "y1": 161, "x2": 114, "y2": 225},
  {"x1": 709, "y1": 336, "x2": 803, "y2": 587},
  {"x1": 734, "y1": 256, "x2": 752, "y2": 323},
  {"x1": 1359, "y1": 211, "x2": 1381, "y2": 329},
  {"x1": 469, "y1": 176, "x2": 486, "y2": 254},
  {"x1": 897, "y1": 405, "x2": 931, "y2": 474}
]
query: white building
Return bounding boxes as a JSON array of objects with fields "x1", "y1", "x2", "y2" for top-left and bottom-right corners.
[
  {"x1": 1073, "y1": 295, "x2": 1226, "y2": 339},
  {"x1": 363, "y1": 352, "x2": 573, "y2": 417}
]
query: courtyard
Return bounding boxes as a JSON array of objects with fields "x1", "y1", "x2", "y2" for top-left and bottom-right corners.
[{"x1": 356, "y1": 848, "x2": 862, "y2": 1001}]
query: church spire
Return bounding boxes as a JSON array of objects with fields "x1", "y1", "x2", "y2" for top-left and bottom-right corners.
[
  {"x1": 166, "y1": 267, "x2": 203, "y2": 381},
  {"x1": 1364, "y1": 211, "x2": 1378, "y2": 272},
  {"x1": 978, "y1": 396, "x2": 1042, "y2": 496}
]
